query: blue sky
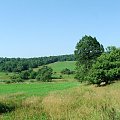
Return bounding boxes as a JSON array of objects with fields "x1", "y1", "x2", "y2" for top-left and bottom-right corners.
[{"x1": 0, "y1": 0, "x2": 120, "y2": 58}]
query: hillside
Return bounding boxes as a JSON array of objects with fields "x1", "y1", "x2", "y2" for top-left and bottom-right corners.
[
  {"x1": 34, "y1": 61, "x2": 76, "y2": 72},
  {"x1": 47, "y1": 61, "x2": 76, "y2": 73},
  {"x1": 33, "y1": 61, "x2": 76, "y2": 81},
  {"x1": 0, "y1": 61, "x2": 76, "y2": 82}
]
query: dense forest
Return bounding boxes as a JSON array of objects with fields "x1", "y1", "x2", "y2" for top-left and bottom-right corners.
[{"x1": 0, "y1": 54, "x2": 75, "y2": 73}]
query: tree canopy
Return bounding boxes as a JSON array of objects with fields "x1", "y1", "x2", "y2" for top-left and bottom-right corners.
[
  {"x1": 87, "y1": 47, "x2": 120, "y2": 85},
  {"x1": 74, "y1": 35, "x2": 104, "y2": 81}
]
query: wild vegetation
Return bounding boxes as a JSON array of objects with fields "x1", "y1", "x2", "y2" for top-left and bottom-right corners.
[{"x1": 0, "y1": 35, "x2": 120, "y2": 119}]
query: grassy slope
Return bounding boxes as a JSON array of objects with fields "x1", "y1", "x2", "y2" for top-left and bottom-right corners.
[
  {"x1": 0, "y1": 72, "x2": 14, "y2": 80},
  {"x1": 33, "y1": 61, "x2": 76, "y2": 72},
  {"x1": 34, "y1": 61, "x2": 76, "y2": 81},
  {"x1": 47, "y1": 61, "x2": 76, "y2": 73},
  {"x1": 0, "y1": 61, "x2": 76, "y2": 81}
]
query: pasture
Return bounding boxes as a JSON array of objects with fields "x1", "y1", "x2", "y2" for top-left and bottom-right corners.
[
  {"x1": 0, "y1": 61, "x2": 120, "y2": 120},
  {"x1": 1, "y1": 82, "x2": 120, "y2": 119}
]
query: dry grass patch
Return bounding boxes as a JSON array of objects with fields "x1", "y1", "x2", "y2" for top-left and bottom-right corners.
[{"x1": 42, "y1": 84, "x2": 120, "y2": 120}]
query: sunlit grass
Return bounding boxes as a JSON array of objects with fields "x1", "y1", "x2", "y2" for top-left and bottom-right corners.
[
  {"x1": 0, "y1": 82, "x2": 79, "y2": 96},
  {"x1": 1, "y1": 81, "x2": 120, "y2": 119},
  {"x1": 34, "y1": 61, "x2": 76, "y2": 72}
]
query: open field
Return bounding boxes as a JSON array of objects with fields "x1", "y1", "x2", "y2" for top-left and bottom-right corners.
[
  {"x1": 1, "y1": 81, "x2": 120, "y2": 119},
  {"x1": 0, "y1": 82, "x2": 79, "y2": 96},
  {"x1": 47, "y1": 61, "x2": 76, "y2": 73},
  {"x1": 33, "y1": 61, "x2": 76, "y2": 72}
]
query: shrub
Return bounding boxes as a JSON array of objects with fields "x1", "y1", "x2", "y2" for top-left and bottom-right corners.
[
  {"x1": 20, "y1": 71, "x2": 30, "y2": 80},
  {"x1": 36, "y1": 66, "x2": 53, "y2": 82},
  {"x1": 61, "y1": 68, "x2": 75, "y2": 75},
  {"x1": 0, "y1": 103, "x2": 15, "y2": 113}
]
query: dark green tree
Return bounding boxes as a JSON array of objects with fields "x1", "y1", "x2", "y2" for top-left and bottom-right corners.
[
  {"x1": 74, "y1": 35, "x2": 104, "y2": 81},
  {"x1": 87, "y1": 47, "x2": 120, "y2": 85},
  {"x1": 30, "y1": 71, "x2": 37, "y2": 79},
  {"x1": 20, "y1": 71, "x2": 30, "y2": 80},
  {"x1": 36, "y1": 66, "x2": 53, "y2": 82}
]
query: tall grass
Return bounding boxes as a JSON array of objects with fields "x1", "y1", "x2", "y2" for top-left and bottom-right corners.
[
  {"x1": 42, "y1": 83, "x2": 120, "y2": 120},
  {"x1": 1, "y1": 82, "x2": 120, "y2": 120}
]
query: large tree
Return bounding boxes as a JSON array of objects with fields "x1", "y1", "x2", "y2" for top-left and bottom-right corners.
[{"x1": 74, "y1": 35, "x2": 104, "y2": 81}]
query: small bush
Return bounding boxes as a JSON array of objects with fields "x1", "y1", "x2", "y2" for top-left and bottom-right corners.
[
  {"x1": 0, "y1": 103, "x2": 15, "y2": 113},
  {"x1": 61, "y1": 68, "x2": 75, "y2": 75},
  {"x1": 11, "y1": 79, "x2": 24, "y2": 83},
  {"x1": 5, "y1": 80, "x2": 12, "y2": 84}
]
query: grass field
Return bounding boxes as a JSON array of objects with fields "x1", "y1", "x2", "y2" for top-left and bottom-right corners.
[
  {"x1": 1, "y1": 81, "x2": 120, "y2": 120},
  {"x1": 0, "y1": 82, "x2": 79, "y2": 96},
  {"x1": 47, "y1": 61, "x2": 76, "y2": 73},
  {"x1": 0, "y1": 72, "x2": 14, "y2": 80},
  {"x1": 34, "y1": 61, "x2": 76, "y2": 72}
]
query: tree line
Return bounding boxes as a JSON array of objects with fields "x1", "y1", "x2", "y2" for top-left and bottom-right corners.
[{"x1": 0, "y1": 54, "x2": 75, "y2": 73}]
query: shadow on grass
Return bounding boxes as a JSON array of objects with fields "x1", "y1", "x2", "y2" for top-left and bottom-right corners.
[{"x1": 0, "y1": 103, "x2": 15, "y2": 114}]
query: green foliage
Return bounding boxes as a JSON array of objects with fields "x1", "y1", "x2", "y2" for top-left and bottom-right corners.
[
  {"x1": 0, "y1": 103, "x2": 15, "y2": 113},
  {"x1": 74, "y1": 35, "x2": 104, "y2": 81},
  {"x1": 61, "y1": 68, "x2": 75, "y2": 75},
  {"x1": 29, "y1": 71, "x2": 37, "y2": 79},
  {"x1": 75, "y1": 64, "x2": 88, "y2": 82},
  {"x1": 87, "y1": 47, "x2": 120, "y2": 85},
  {"x1": 20, "y1": 71, "x2": 30, "y2": 80},
  {"x1": 36, "y1": 66, "x2": 53, "y2": 82},
  {"x1": 0, "y1": 55, "x2": 75, "y2": 73},
  {"x1": 74, "y1": 35, "x2": 104, "y2": 65}
]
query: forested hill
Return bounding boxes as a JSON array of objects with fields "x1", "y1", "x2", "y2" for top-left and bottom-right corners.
[{"x1": 0, "y1": 54, "x2": 75, "y2": 72}]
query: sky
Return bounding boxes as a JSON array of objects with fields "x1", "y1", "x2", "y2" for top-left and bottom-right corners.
[{"x1": 0, "y1": 0, "x2": 120, "y2": 58}]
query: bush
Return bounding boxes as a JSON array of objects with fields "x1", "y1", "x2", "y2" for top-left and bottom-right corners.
[
  {"x1": 20, "y1": 71, "x2": 30, "y2": 80},
  {"x1": 11, "y1": 79, "x2": 24, "y2": 83},
  {"x1": 5, "y1": 80, "x2": 12, "y2": 84},
  {"x1": 0, "y1": 103, "x2": 15, "y2": 113},
  {"x1": 29, "y1": 71, "x2": 37, "y2": 79},
  {"x1": 36, "y1": 66, "x2": 53, "y2": 82},
  {"x1": 61, "y1": 68, "x2": 75, "y2": 75}
]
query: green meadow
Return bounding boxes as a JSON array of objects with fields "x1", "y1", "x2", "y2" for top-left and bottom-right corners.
[
  {"x1": 47, "y1": 61, "x2": 76, "y2": 73},
  {"x1": 0, "y1": 61, "x2": 120, "y2": 120},
  {"x1": 33, "y1": 61, "x2": 76, "y2": 72},
  {"x1": 0, "y1": 82, "x2": 79, "y2": 96},
  {"x1": 1, "y1": 81, "x2": 120, "y2": 120}
]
